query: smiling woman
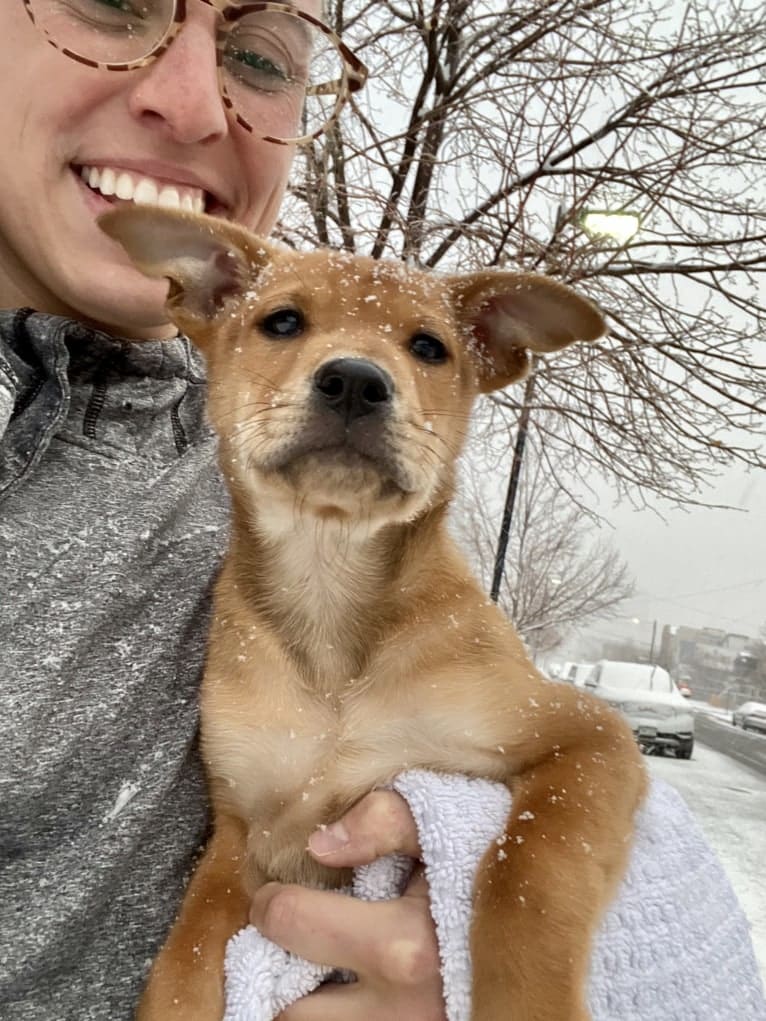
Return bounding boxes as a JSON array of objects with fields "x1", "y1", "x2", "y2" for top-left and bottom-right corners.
[
  {"x1": 0, "y1": 0, "x2": 366, "y2": 338},
  {"x1": 1, "y1": 2, "x2": 294, "y2": 333}
]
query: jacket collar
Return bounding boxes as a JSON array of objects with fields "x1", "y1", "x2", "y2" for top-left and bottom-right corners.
[
  {"x1": 0, "y1": 309, "x2": 204, "y2": 504},
  {"x1": 0, "y1": 310, "x2": 72, "y2": 503}
]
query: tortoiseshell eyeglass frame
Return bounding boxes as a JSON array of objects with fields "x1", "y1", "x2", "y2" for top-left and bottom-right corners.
[{"x1": 20, "y1": 0, "x2": 368, "y2": 145}]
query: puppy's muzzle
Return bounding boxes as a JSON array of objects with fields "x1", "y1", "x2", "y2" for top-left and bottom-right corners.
[{"x1": 313, "y1": 358, "x2": 394, "y2": 425}]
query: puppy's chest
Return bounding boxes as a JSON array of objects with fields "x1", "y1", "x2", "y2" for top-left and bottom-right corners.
[
  {"x1": 203, "y1": 682, "x2": 503, "y2": 884},
  {"x1": 207, "y1": 699, "x2": 441, "y2": 821}
]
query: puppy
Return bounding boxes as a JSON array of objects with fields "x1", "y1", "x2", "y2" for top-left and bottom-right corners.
[{"x1": 101, "y1": 207, "x2": 646, "y2": 1021}]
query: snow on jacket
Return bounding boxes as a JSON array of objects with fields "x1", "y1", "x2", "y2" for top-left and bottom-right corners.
[{"x1": 0, "y1": 309, "x2": 228, "y2": 1020}]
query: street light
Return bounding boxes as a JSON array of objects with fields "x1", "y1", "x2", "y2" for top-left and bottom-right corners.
[
  {"x1": 490, "y1": 206, "x2": 641, "y2": 605},
  {"x1": 579, "y1": 209, "x2": 641, "y2": 245}
]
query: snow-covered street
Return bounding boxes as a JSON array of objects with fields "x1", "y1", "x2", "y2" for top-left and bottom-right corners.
[{"x1": 645, "y1": 742, "x2": 766, "y2": 981}]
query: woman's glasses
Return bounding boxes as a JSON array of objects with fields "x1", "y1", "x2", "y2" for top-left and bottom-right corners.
[{"x1": 21, "y1": 0, "x2": 368, "y2": 144}]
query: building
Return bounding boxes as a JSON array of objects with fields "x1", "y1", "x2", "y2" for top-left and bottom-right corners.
[{"x1": 658, "y1": 625, "x2": 765, "y2": 706}]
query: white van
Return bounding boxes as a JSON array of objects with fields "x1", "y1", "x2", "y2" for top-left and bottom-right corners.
[
  {"x1": 584, "y1": 660, "x2": 695, "y2": 758},
  {"x1": 554, "y1": 662, "x2": 594, "y2": 686}
]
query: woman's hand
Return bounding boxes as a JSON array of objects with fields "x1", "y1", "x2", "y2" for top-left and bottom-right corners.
[{"x1": 249, "y1": 791, "x2": 446, "y2": 1021}]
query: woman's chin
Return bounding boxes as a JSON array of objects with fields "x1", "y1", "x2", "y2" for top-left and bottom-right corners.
[
  {"x1": 83, "y1": 252, "x2": 173, "y2": 336},
  {"x1": 63, "y1": 274, "x2": 176, "y2": 340}
]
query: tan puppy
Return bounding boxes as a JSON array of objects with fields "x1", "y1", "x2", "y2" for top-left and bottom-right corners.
[{"x1": 101, "y1": 207, "x2": 646, "y2": 1021}]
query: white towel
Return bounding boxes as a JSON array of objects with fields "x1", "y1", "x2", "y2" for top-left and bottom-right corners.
[{"x1": 224, "y1": 773, "x2": 766, "y2": 1021}]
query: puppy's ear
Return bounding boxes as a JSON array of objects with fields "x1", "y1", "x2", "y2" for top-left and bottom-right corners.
[
  {"x1": 99, "y1": 206, "x2": 273, "y2": 332},
  {"x1": 450, "y1": 271, "x2": 606, "y2": 393}
]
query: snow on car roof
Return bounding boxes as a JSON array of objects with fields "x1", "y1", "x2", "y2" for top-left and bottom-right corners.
[{"x1": 599, "y1": 661, "x2": 673, "y2": 691}]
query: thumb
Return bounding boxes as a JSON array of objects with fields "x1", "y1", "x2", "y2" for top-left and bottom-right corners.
[
  {"x1": 307, "y1": 790, "x2": 422, "y2": 866},
  {"x1": 402, "y1": 865, "x2": 430, "y2": 900}
]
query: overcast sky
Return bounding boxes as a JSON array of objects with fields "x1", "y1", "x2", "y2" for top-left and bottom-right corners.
[{"x1": 578, "y1": 463, "x2": 765, "y2": 654}]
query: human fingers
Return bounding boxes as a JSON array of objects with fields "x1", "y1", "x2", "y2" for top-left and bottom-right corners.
[
  {"x1": 306, "y1": 790, "x2": 422, "y2": 865},
  {"x1": 277, "y1": 984, "x2": 378, "y2": 1021},
  {"x1": 250, "y1": 878, "x2": 438, "y2": 981},
  {"x1": 277, "y1": 977, "x2": 446, "y2": 1021}
]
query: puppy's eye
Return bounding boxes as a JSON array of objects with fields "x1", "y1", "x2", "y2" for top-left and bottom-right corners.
[
  {"x1": 409, "y1": 332, "x2": 448, "y2": 364},
  {"x1": 260, "y1": 308, "x2": 305, "y2": 339}
]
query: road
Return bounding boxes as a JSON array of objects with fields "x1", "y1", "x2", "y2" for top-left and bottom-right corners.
[{"x1": 645, "y1": 741, "x2": 766, "y2": 981}]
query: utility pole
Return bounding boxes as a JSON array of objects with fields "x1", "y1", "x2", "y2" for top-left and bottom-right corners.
[
  {"x1": 489, "y1": 203, "x2": 641, "y2": 606},
  {"x1": 490, "y1": 204, "x2": 567, "y2": 605},
  {"x1": 490, "y1": 369, "x2": 535, "y2": 603},
  {"x1": 649, "y1": 619, "x2": 658, "y2": 663}
]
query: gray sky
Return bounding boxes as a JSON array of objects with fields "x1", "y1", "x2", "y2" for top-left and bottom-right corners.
[{"x1": 580, "y1": 464, "x2": 765, "y2": 653}]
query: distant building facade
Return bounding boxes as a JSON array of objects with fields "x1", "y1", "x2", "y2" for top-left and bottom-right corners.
[{"x1": 659, "y1": 625, "x2": 765, "y2": 706}]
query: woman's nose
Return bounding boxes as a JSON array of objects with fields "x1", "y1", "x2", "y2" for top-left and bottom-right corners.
[{"x1": 126, "y1": 17, "x2": 228, "y2": 146}]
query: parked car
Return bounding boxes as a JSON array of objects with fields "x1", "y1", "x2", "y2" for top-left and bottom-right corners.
[
  {"x1": 558, "y1": 661, "x2": 594, "y2": 687},
  {"x1": 731, "y1": 701, "x2": 766, "y2": 734},
  {"x1": 675, "y1": 674, "x2": 693, "y2": 698},
  {"x1": 584, "y1": 660, "x2": 695, "y2": 758}
]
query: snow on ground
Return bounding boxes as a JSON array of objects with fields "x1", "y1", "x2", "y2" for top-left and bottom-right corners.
[
  {"x1": 687, "y1": 699, "x2": 732, "y2": 722},
  {"x1": 645, "y1": 742, "x2": 766, "y2": 981}
]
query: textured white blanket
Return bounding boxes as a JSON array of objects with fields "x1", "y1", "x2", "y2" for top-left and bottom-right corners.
[{"x1": 224, "y1": 773, "x2": 766, "y2": 1021}]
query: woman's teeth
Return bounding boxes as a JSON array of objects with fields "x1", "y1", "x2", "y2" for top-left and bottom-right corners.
[{"x1": 79, "y1": 165, "x2": 206, "y2": 213}]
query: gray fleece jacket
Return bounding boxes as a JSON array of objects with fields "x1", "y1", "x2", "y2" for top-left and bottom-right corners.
[{"x1": 0, "y1": 309, "x2": 229, "y2": 1019}]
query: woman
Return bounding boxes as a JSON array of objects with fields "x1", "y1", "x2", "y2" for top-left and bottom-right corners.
[{"x1": 0, "y1": 2, "x2": 444, "y2": 1018}]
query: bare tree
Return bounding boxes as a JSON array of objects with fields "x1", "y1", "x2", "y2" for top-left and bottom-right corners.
[
  {"x1": 452, "y1": 433, "x2": 635, "y2": 656},
  {"x1": 279, "y1": 0, "x2": 766, "y2": 507}
]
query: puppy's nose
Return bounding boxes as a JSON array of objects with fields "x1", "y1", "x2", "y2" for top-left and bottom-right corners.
[{"x1": 313, "y1": 358, "x2": 394, "y2": 423}]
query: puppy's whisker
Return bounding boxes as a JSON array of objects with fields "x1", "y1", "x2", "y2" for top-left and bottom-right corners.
[
  {"x1": 417, "y1": 408, "x2": 473, "y2": 423},
  {"x1": 237, "y1": 368, "x2": 292, "y2": 392},
  {"x1": 410, "y1": 429, "x2": 459, "y2": 460},
  {"x1": 217, "y1": 401, "x2": 306, "y2": 425},
  {"x1": 388, "y1": 424, "x2": 457, "y2": 465},
  {"x1": 219, "y1": 409, "x2": 284, "y2": 430},
  {"x1": 293, "y1": 489, "x2": 310, "y2": 531},
  {"x1": 407, "y1": 418, "x2": 463, "y2": 446},
  {"x1": 229, "y1": 413, "x2": 306, "y2": 443}
]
